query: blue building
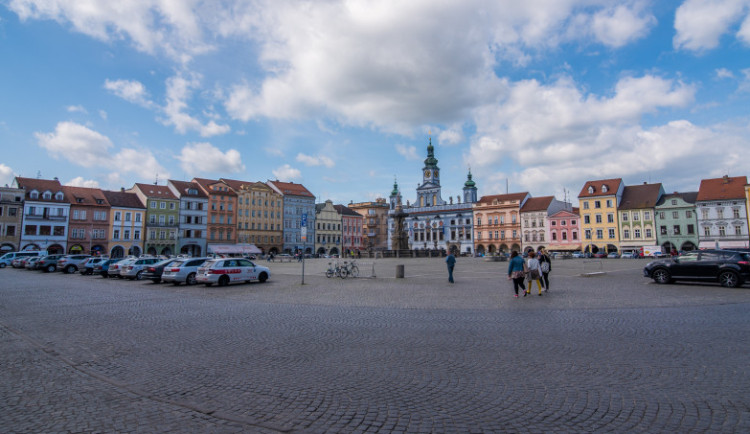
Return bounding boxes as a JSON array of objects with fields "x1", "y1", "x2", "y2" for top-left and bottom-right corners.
[{"x1": 268, "y1": 180, "x2": 316, "y2": 255}]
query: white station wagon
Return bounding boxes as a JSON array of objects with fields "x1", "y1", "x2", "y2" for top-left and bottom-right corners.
[{"x1": 196, "y1": 258, "x2": 271, "y2": 286}]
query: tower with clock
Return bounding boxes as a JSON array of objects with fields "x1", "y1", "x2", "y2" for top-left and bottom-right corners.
[{"x1": 416, "y1": 137, "x2": 444, "y2": 208}]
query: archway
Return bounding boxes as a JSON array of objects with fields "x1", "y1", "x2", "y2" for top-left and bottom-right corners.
[
  {"x1": 129, "y1": 246, "x2": 142, "y2": 257},
  {"x1": 606, "y1": 244, "x2": 618, "y2": 253},
  {"x1": 499, "y1": 244, "x2": 509, "y2": 253},
  {"x1": 110, "y1": 246, "x2": 125, "y2": 258},
  {"x1": 449, "y1": 245, "x2": 459, "y2": 255},
  {"x1": 329, "y1": 247, "x2": 339, "y2": 256},
  {"x1": 680, "y1": 241, "x2": 697, "y2": 251},
  {"x1": 661, "y1": 242, "x2": 677, "y2": 254},
  {"x1": 23, "y1": 243, "x2": 41, "y2": 251},
  {"x1": 488, "y1": 244, "x2": 496, "y2": 253},
  {"x1": 584, "y1": 244, "x2": 599, "y2": 254},
  {"x1": 511, "y1": 243, "x2": 521, "y2": 252},
  {"x1": 304, "y1": 247, "x2": 312, "y2": 254},
  {"x1": 524, "y1": 246, "x2": 534, "y2": 254},
  {"x1": 68, "y1": 244, "x2": 84, "y2": 254},
  {"x1": 1, "y1": 243, "x2": 16, "y2": 253},
  {"x1": 476, "y1": 244, "x2": 485, "y2": 255},
  {"x1": 47, "y1": 244, "x2": 64, "y2": 254},
  {"x1": 160, "y1": 247, "x2": 172, "y2": 257},
  {"x1": 269, "y1": 247, "x2": 279, "y2": 255},
  {"x1": 147, "y1": 247, "x2": 157, "y2": 256},
  {"x1": 91, "y1": 245, "x2": 105, "y2": 256},
  {"x1": 317, "y1": 247, "x2": 326, "y2": 256}
]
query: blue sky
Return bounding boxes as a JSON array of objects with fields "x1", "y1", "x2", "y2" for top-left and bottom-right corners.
[{"x1": 1, "y1": 0, "x2": 749, "y2": 205}]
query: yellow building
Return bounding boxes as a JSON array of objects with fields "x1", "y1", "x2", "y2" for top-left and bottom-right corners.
[
  {"x1": 102, "y1": 190, "x2": 146, "y2": 258},
  {"x1": 222, "y1": 179, "x2": 283, "y2": 255},
  {"x1": 578, "y1": 178, "x2": 624, "y2": 255}
]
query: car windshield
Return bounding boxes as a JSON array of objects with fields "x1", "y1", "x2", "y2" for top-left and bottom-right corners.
[
  {"x1": 202, "y1": 260, "x2": 220, "y2": 268},
  {"x1": 170, "y1": 260, "x2": 185, "y2": 267}
]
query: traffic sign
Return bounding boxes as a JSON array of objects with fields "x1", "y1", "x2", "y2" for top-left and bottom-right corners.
[{"x1": 301, "y1": 213, "x2": 308, "y2": 227}]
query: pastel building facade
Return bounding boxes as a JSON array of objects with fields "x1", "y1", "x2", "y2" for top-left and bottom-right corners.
[
  {"x1": 348, "y1": 198, "x2": 390, "y2": 251},
  {"x1": 268, "y1": 180, "x2": 316, "y2": 254},
  {"x1": 578, "y1": 178, "x2": 624, "y2": 254},
  {"x1": 335, "y1": 204, "x2": 364, "y2": 255},
  {"x1": 520, "y1": 196, "x2": 567, "y2": 253},
  {"x1": 64, "y1": 186, "x2": 110, "y2": 255},
  {"x1": 473, "y1": 192, "x2": 529, "y2": 255},
  {"x1": 547, "y1": 207, "x2": 581, "y2": 252},
  {"x1": 617, "y1": 183, "x2": 664, "y2": 254},
  {"x1": 654, "y1": 192, "x2": 699, "y2": 252},
  {"x1": 13, "y1": 177, "x2": 70, "y2": 254},
  {"x1": 0, "y1": 186, "x2": 24, "y2": 253},
  {"x1": 168, "y1": 180, "x2": 208, "y2": 257},
  {"x1": 130, "y1": 183, "x2": 180, "y2": 256},
  {"x1": 315, "y1": 200, "x2": 342, "y2": 256},
  {"x1": 102, "y1": 190, "x2": 145, "y2": 258},
  {"x1": 696, "y1": 175, "x2": 749, "y2": 249}
]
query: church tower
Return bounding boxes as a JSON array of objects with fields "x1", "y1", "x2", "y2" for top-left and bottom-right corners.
[
  {"x1": 416, "y1": 137, "x2": 444, "y2": 208},
  {"x1": 463, "y1": 168, "x2": 478, "y2": 204},
  {"x1": 389, "y1": 178, "x2": 401, "y2": 210}
]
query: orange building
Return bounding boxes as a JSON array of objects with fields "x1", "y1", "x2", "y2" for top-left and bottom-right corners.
[{"x1": 473, "y1": 192, "x2": 530, "y2": 255}]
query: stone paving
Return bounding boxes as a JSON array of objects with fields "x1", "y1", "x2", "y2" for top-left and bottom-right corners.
[{"x1": 0, "y1": 257, "x2": 749, "y2": 433}]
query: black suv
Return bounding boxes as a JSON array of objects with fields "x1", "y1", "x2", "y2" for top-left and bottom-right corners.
[{"x1": 643, "y1": 249, "x2": 750, "y2": 288}]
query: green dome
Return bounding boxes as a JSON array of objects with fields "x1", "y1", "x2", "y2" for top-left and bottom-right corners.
[{"x1": 464, "y1": 170, "x2": 476, "y2": 188}]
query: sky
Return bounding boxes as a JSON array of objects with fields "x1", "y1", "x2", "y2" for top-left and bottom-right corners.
[{"x1": 1, "y1": 0, "x2": 749, "y2": 206}]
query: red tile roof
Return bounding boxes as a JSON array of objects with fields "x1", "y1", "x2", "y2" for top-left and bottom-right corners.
[
  {"x1": 132, "y1": 183, "x2": 178, "y2": 200},
  {"x1": 192, "y1": 178, "x2": 237, "y2": 197},
  {"x1": 696, "y1": 175, "x2": 748, "y2": 201},
  {"x1": 267, "y1": 180, "x2": 315, "y2": 198},
  {"x1": 334, "y1": 204, "x2": 363, "y2": 217},
  {"x1": 578, "y1": 178, "x2": 622, "y2": 198},
  {"x1": 102, "y1": 190, "x2": 145, "y2": 209},
  {"x1": 520, "y1": 196, "x2": 554, "y2": 212},
  {"x1": 618, "y1": 183, "x2": 663, "y2": 210},
  {"x1": 168, "y1": 180, "x2": 207, "y2": 198},
  {"x1": 477, "y1": 192, "x2": 529, "y2": 205},
  {"x1": 62, "y1": 186, "x2": 109, "y2": 207},
  {"x1": 14, "y1": 177, "x2": 67, "y2": 203}
]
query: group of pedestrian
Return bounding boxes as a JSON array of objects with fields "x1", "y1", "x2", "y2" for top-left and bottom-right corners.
[{"x1": 507, "y1": 248, "x2": 551, "y2": 298}]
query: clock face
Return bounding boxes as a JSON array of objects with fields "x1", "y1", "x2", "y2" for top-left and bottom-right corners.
[
  {"x1": 424, "y1": 170, "x2": 431, "y2": 178},
  {"x1": 434, "y1": 170, "x2": 439, "y2": 179}
]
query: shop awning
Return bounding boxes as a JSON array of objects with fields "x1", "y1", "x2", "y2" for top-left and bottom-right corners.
[
  {"x1": 547, "y1": 244, "x2": 582, "y2": 251},
  {"x1": 699, "y1": 240, "x2": 750, "y2": 249},
  {"x1": 208, "y1": 244, "x2": 262, "y2": 254}
]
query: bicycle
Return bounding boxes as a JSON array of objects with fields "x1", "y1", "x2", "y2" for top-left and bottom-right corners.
[
  {"x1": 325, "y1": 262, "x2": 344, "y2": 278},
  {"x1": 342, "y1": 260, "x2": 359, "y2": 278}
]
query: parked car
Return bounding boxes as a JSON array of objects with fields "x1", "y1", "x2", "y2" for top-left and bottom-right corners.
[
  {"x1": 141, "y1": 258, "x2": 179, "y2": 283},
  {"x1": 37, "y1": 254, "x2": 66, "y2": 272},
  {"x1": 593, "y1": 252, "x2": 607, "y2": 258},
  {"x1": 93, "y1": 259, "x2": 119, "y2": 277},
  {"x1": 107, "y1": 258, "x2": 138, "y2": 278},
  {"x1": 162, "y1": 257, "x2": 209, "y2": 285},
  {"x1": 621, "y1": 251, "x2": 639, "y2": 259},
  {"x1": 57, "y1": 254, "x2": 92, "y2": 274},
  {"x1": 196, "y1": 258, "x2": 271, "y2": 286},
  {"x1": 607, "y1": 252, "x2": 620, "y2": 259},
  {"x1": 120, "y1": 257, "x2": 162, "y2": 280},
  {"x1": 80, "y1": 257, "x2": 108, "y2": 275},
  {"x1": 12, "y1": 257, "x2": 30, "y2": 268},
  {"x1": 571, "y1": 252, "x2": 584, "y2": 258},
  {"x1": 23, "y1": 256, "x2": 42, "y2": 270},
  {"x1": 0, "y1": 251, "x2": 46, "y2": 268},
  {"x1": 643, "y1": 249, "x2": 750, "y2": 288}
]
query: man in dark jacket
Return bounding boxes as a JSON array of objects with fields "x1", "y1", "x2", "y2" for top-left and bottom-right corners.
[{"x1": 446, "y1": 253, "x2": 456, "y2": 283}]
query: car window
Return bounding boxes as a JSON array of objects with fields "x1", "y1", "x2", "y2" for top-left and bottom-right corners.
[
  {"x1": 238, "y1": 259, "x2": 253, "y2": 267},
  {"x1": 203, "y1": 260, "x2": 219, "y2": 268},
  {"x1": 679, "y1": 253, "x2": 699, "y2": 262},
  {"x1": 698, "y1": 252, "x2": 719, "y2": 261},
  {"x1": 187, "y1": 259, "x2": 205, "y2": 267},
  {"x1": 171, "y1": 260, "x2": 185, "y2": 267}
]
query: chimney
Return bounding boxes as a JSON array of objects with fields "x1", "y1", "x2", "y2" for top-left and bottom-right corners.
[{"x1": 723, "y1": 175, "x2": 730, "y2": 184}]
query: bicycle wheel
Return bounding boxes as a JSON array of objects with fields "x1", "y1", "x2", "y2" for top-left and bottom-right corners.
[
  {"x1": 325, "y1": 269, "x2": 334, "y2": 278},
  {"x1": 350, "y1": 265, "x2": 359, "y2": 278},
  {"x1": 339, "y1": 268, "x2": 348, "y2": 279}
]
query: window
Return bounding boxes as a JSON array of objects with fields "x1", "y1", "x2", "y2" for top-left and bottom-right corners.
[
  {"x1": 687, "y1": 224, "x2": 694, "y2": 234},
  {"x1": 607, "y1": 214, "x2": 614, "y2": 223},
  {"x1": 585, "y1": 229, "x2": 591, "y2": 239},
  {"x1": 609, "y1": 228, "x2": 615, "y2": 239},
  {"x1": 594, "y1": 201, "x2": 601, "y2": 209},
  {"x1": 150, "y1": 201, "x2": 157, "y2": 208},
  {"x1": 634, "y1": 228, "x2": 641, "y2": 238},
  {"x1": 134, "y1": 230, "x2": 140, "y2": 240},
  {"x1": 633, "y1": 213, "x2": 639, "y2": 221},
  {"x1": 169, "y1": 202, "x2": 175, "y2": 210},
  {"x1": 124, "y1": 229, "x2": 130, "y2": 240},
  {"x1": 160, "y1": 202, "x2": 166, "y2": 209},
  {"x1": 572, "y1": 231, "x2": 577, "y2": 240},
  {"x1": 719, "y1": 226, "x2": 726, "y2": 236},
  {"x1": 595, "y1": 214, "x2": 602, "y2": 223},
  {"x1": 735, "y1": 226, "x2": 742, "y2": 236},
  {"x1": 644, "y1": 211, "x2": 651, "y2": 220},
  {"x1": 622, "y1": 213, "x2": 628, "y2": 221},
  {"x1": 717, "y1": 209, "x2": 724, "y2": 219},
  {"x1": 113, "y1": 229, "x2": 120, "y2": 240},
  {"x1": 733, "y1": 208, "x2": 741, "y2": 219},
  {"x1": 135, "y1": 214, "x2": 141, "y2": 222},
  {"x1": 552, "y1": 232, "x2": 557, "y2": 241},
  {"x1": 623, "y1": 229, "x2": 630, "y2": 239},
  {"x1": 645, "y1": 229, "x2": 652, "y2": 238},
  {"x1": 704, "y1": 226, "x2": 710, "y2": 237},
  {"x1": 596, "y1": 229, "x2": 603, "y2": 239},
  {"x1": 701, "y1": 209, "x2": 709, "y2": 220},
  {"x1": 6, "y1": 225, "x2": 15, "y2": 236},
  {"x1": 660, "y1": 226, "x2": 667, "y2": 235},
  {"x1": 583, "y1": 202, "x2": 589, "y2": 210},
  {"x1": 584, "y1": 215, "x2": 590, "y2": 224},
  {"x1": 606, "y1": 200, "x2": 612, "y2": 208},
  {"x1": 115, "y1": 211, "x2": 122, "y2": 221}
]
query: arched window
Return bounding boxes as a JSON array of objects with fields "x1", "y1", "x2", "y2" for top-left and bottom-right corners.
[
  {"x1": 30, "y1": 190, "x2": 39, "y2": 199},
  {"x1": 43, "y1": 191, "x2": 52, "y2": 200}
]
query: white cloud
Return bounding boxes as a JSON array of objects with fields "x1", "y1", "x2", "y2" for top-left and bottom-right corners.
[
  {"x1": 99, "y1": 110, "x2": 108, "y2": 120},
  {"x1": 8, "y1": 0, "x2": 212, "y2": 62},
  {"x1": 66, "y1": 105, "x2": 87, "y2": 114},
  {"x1": 0, "y1": 164, "x2": 15, "y2": 186},
  {"x1": 65, "y1": 177, "x2": 100, "y2": 188},
  {"x1": 272, "y1": 164, "x2": 301, "y2": 180},
  {"x1": 438, "y1": 127, "x2": 464, "y2": 146},
  {"x1": 467, "y1": 74, "x2": 700, "y2": 194},
  {"x1": 395, "y1": 144, "x2": 419, "y2": 161},
  {"x1": 176, "y1": 142, "x2": 245, "y2": 175},
  {"x1": 161, "y1": 73, "x2": 230, "y2": 137},
  {"x1": 715, "y1": 68, "x2": 735, "y2": 79},
  {"x1": 34, "y1": 121, "x2": 170, "y2": 181},
  {"x1": 35, "y1": 121, "x2": 113, "y2": 167},
  {"x1": 673, "y1": 0, "x2": 750, "y2": 51},
  {"x1": 104, "y1": 79, "x2": 153, "y2": 107},
  {"x1": 590, "y1": 2, "x2": 656, "y2": 48},
  {"x1": 296, "y1": 153, "x2": 334, "y2": 168}
]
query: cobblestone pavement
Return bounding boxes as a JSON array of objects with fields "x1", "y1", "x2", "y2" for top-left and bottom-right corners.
[{"x1": 1, "y1": 257, "x2": 749, "y2": 433}]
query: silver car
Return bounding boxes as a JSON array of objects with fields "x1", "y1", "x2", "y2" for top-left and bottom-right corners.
[
  {"x1": 107, "y1": 258, "x2": 138, "y2": 278},
  {"x1": 57, "y1": 254, "x2": 92, "y2": 274},
  {"x1": 162, "y1": 257, "x2": 209, "y2": 285},
  {"x1": 121, "y1": 257, "x2": 162, "y2": 280}
]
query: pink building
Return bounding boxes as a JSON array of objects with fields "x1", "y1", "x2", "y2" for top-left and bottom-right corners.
[
  {"x1": 335, "y1": 204, "x2": 364, "y2": 256},
  {"x1": 547, "y1": 207, "x2": 581, "y2": 252}
]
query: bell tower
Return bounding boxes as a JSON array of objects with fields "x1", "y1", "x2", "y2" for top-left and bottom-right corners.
[{"x1": 416, "y1": 137, "x2": 444, "y2": 207}]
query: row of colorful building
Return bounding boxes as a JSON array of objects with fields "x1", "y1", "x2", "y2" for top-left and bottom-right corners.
[{"x1": 1, "y1": 139, "x2": 748, "y2": 257}]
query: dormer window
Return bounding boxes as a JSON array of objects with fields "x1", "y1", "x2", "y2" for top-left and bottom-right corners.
[
  {"x1": 602, "y1": 185, "x2": 609, "y2": 193},
  {"x1": 30, "y1": 190, "x2": 39, "y2": 199},
  {"x1": 588, "y1": 186, "x2": 594, "y2": 194},
  {"x1": 55, "y1": 192, "x2": 64, "y2": 200},
  {"x1": 96, "y1": 199, "x2": 104, "y2": 204},
  {"x1": 43, "y1": 191, "x2": 52, "y2": 200},
  {"x1": 76, "y1": 198, "x2": 84, "y2": 203}
]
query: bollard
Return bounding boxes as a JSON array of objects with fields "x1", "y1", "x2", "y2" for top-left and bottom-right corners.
[{"x1": 396, "y1": 264, "x2": 405, "y2": 278}]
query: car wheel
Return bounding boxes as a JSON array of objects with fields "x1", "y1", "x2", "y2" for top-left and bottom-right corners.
[
  {"x1": 151, "y1": 278, "x2": 161, "y2": 284},
  {"x1": 135, "y1": 270, "x2": 143, "y2": 280},
  {"x1": 258, "y1": 272, "x2": 268, "y2": 283},
  {"x1": 186, "y1": 272, "x2": 197, "y2": 285},
  {"x1": 218, "y1": 275, "x2": 230, "y2": 286},
  {"x1": 719, "y1": 271, "x2": 740, "y2": 288},
  {"x1": 652, "y1": 268, "x2": 672, "y2": 284},
  {"x1": 46, "y1": 264, "x2": 55, "y2": 273},
  {"x1": 65, "y1": 265, "x2": 76, "y2": 274},
  {"x1": 0, "y1": 263, "x2": 6, "y2": 268}
]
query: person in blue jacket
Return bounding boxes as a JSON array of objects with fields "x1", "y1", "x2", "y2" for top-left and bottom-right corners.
[
  {"x1": 507, "y1": 250, "x2": 526, "y2": 297},
  {"x1": 446, "y1": 253, "x2": 456, "y2": 283}
]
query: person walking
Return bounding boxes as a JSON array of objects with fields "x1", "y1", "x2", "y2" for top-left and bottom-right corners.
[
  {"x1": 526, "y1": 251, "x2": 544, "y2": 296},
  {"x1": 538, "y1": 248, "x2": 551, "y2": 292},
  {"x1": 446, "y1": 252, "x2": 456, "y2": 283},
  {"x1": 507, "y1": 250, "x2": 526, "y2": 297}
]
